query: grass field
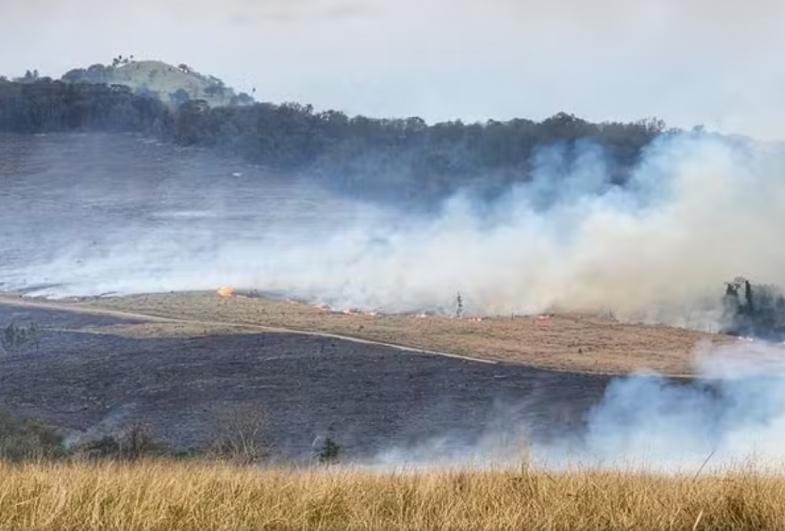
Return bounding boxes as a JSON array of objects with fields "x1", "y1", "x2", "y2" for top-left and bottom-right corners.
[
  {"x1": 72, "y1": 291, "x2": 733, "y2": 376},
  {"x1": 0, "y1": 459, "x2": 780, "y2": 531}
]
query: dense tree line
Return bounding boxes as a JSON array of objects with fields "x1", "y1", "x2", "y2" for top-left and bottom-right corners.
[
  {"x1": 0, "y1": 79, "x2": 171, "y2": 135},
  {"x1": 0, "y1": 78, "x2": 669, "y2": 203}
]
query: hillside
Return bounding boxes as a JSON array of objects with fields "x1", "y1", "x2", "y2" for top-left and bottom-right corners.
[
  {"x1": 61, "y1": 59, "x2": 253, "y2": 108},
  {"x1": 0, "y1": 292, "x2": 732, "y2": 376}
]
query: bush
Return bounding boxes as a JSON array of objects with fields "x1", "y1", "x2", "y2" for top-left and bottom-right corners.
[
  {"x1": 0, "y1": 410, "x2": 64, "y2": 461},
  {"x1": 316, "y1": 437, "x2": 341, "y2": 465},
  {"x1": 207, "y1": 405, "x2": 272, "y2": 464},
  {"x1": 72, "y1": 422, "x2": 164, "y2": 461},
  {"x1": 1, "y1": 320, "x2": 40, "y2": 355}
]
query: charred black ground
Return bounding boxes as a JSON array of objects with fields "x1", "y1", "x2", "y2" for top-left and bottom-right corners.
[{"x1": 0, "y1": 302, "x2": 611, "y2": 460}]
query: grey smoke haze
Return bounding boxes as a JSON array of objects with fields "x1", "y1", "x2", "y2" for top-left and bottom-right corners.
[
  {"x1": 2, "y1": 131, "x2": 785, "y2": 331},
  {"x1": 371, "y1": 341, "x2": 785, "y2": 472},
  {"x1": 1, "y1": 0, "x2": 785, "y2": 139}
]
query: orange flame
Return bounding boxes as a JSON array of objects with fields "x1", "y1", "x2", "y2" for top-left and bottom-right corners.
[{"x1": 217, "y1": 286, "x2": 235, "y2": 297}]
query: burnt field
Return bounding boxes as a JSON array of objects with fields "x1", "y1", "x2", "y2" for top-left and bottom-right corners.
[{"x1": 0, "y1": 301, "x2": 611, "y2": 461}]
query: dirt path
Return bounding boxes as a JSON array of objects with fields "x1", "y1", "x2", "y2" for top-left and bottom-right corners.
[{"x1": 0, "y1": 295, "x2": 498, "y2": 365}]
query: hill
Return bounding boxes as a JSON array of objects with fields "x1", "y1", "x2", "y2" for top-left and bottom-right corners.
[
  {"x1": 0, "y1": 82, "x2": 667, "y2": 205},
  {"x1": 61, "y1": 59, "x2": 254, "y2": 108}
]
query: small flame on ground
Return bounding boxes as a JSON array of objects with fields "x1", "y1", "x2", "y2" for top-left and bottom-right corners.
[{"x1": 217, "y1": 286, "x2": 235, "y2": 297}]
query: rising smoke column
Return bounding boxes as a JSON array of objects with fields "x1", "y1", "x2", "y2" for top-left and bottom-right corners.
[
  {"x1": 6, "y1": 131, "x2": 785, "y2": 331},
  {"x1": 250, "y1": 131, "x2": 785, "y2": 328}
]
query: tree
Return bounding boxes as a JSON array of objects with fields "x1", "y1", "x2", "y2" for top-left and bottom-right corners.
[
  {"x1": 170, "y1": 88, "x2": 191, "y2": 107},
  {"x1": 1, "y1": 321, "x2": 39, "y2": 355},
  {"x1": 233, "y1": 92, "x2": 254, "y2": 106},
  {"x1": 721, "y1": 277, "x2": 785, "y2": 341},
  {"x1": 0, "y1": 75, "x2": 669, "y2": 206},
  {"x1": 208, "y1": 405, "x2": 271, "y2": 463},
  {"x1": 316, "y1": 437, "x2": 341, "y2": 464},
  {"x1": 204, "y1": 84, "x2": 225, "y2": 98}
]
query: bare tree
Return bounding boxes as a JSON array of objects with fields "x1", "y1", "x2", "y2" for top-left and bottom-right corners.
[{"x1": 209, "y1": 404, "x2": 271, "y2": 463}]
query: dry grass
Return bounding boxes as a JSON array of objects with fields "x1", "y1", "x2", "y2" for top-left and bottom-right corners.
[
  {"x1": 75, "y1": 292, "x2": 735, "y2": 376},
  {"x1": 103, "y1": 61, "x2": 237, "y2": 107},
  {"x1": 0, "y1": 459, "x2": 782, "y2": 530},
  {"x1": 65, "y1": 322, "x2": 262, "y2": 339}
]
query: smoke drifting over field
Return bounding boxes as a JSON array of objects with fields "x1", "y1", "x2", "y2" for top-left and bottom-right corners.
[
  {"x1": 259, "y1": 132, "x2": 785, "y2": 329},
  {"x1": 574, "y1": 342, "x2": 785, "y2": 470},
  {"x1": 2, "y1": 131, "x2": 785, "y2": 329},
  {"x1": 372, "y1": 341, "x2": 785, "y2": 472}
]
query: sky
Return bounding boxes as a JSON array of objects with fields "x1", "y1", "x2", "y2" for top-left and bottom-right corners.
[{"x1": 1, "y1": 0, "x2": 784, "y2": 140}]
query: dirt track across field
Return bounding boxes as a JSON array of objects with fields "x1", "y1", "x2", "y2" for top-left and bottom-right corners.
[
  {"x1": 0, "y1": 294, "x2": 496, "y2": 365},
  {"x1": 5, "y1": 292, "x2": 735, "y2": 376},
  {"x1": 0, "y1": 298, "x2": 612, "y2": 458}
]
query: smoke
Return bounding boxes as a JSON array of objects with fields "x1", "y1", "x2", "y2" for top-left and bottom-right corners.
[
  {"x1": 4, "y1": 131, "x2": 785, "y2": 329},
  {"x1": 62, "y1": 403, "x2": 137, "y2": 449},
  {"x1": 370, "y1": 340, "x2": 785, "y2": 473},
  {"x1": 273, "y1": 132, "x2": 783, "y2": 328},
  {"x1": 568, "y1": 342, "x2": 785, "y2": 471}
]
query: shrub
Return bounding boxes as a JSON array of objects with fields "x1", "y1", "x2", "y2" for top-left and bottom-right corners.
[
  {"x1": 1, "y1": 320, "x2": 40, "y2": 355},
  {"x1": 72, "y1": 422, "x2": 164, "y2": 461},
  {"x1": 207, "y1": 405, "x2": 272, "y2": 464},
  {"x1": 316, "y1": 437, "x2": 341, "y2": 465},
  {"x1": 0, "y1": 410, "x2": 64, "y2": 461}
]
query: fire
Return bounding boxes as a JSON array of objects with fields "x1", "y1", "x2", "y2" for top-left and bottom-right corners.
[{"x1": 217, "y1": 286, "x2": 235, "y2": 297}]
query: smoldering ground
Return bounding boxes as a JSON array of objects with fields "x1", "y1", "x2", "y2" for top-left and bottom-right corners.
[{"x1": 3, "y1": 131, "x2": 785, "y2": 331}]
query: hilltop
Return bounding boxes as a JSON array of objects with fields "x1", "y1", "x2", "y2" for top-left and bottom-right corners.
[{"x1": 61, "y1": 58, "x2": 254, "y2": 108}]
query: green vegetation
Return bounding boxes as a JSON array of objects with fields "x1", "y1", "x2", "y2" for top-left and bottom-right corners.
[
  {"x1": 0, "y1": 407, "x2": 253, "y2": 463},
  {"x1": 1, "y1": 320, "x2": 40, "y2": 355},
  {"x1": 316, "y1": 437, "x2": 342, "y2": 465},
  {"x1": 0, "y1": 64, "x2": 671, "y2": 204},
  {"x1": 60, "y1": 59, "x2": 246, "y2": 107},
  {"x1": 0, "y1": 410, "x2": 64, "y2": 461}
]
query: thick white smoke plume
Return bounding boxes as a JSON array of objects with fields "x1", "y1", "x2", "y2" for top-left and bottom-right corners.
[
  {"x1": 571, "y1": 341, "x2": 785, "y2": 471},
  {"x1": 3, "y1": 131, "x2": 785, "y2": 329},
  {"x1": 258, "y1": 132, "x2": 785, "y2": 329},
  {"x1": 371, "y1": 341, "x2": 785, "y2": 472}
]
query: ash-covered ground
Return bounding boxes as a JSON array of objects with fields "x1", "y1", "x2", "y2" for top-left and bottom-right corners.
[{"x1": 0, "y1": 302, "x2": 610, "y2": 461}]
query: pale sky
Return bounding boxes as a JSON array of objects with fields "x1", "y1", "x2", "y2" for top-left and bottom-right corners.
[{"x1": 1, "y1": 0, "x2": 784, "y2": 139}]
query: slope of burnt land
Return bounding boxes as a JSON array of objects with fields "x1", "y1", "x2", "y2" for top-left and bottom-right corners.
[{"x1": 0, "y1": 302, "x2": 611, "y2": 460}]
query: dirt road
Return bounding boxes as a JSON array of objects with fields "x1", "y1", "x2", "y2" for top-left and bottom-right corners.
[
  {"x1": 0, "y1": 298, "x2": 610, "y2": 457},
  {"x1": 0, "y1": 294, "x2": 497, "y2": 365}
]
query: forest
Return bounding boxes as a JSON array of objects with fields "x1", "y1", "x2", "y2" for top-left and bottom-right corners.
[{"x1": 0, "y1": 77, "x2": 670, "y2": 204}]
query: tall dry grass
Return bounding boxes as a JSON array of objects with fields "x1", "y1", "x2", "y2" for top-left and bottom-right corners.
[{"x1": 0, "y1": 459, "x2": 782, "y2": 530}]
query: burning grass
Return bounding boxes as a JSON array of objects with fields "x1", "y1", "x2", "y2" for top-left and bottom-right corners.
[
  {"x1": 0, "y1": 459, "x2": 782, "y2": 530},
  {"x1": 75, "y1": 291, "x2": 734, "y2": 375}
]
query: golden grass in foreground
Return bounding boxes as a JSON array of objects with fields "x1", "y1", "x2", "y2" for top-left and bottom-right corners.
[{"x1": 0, "y1": 460, "x2": 783, "y2": 531}]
